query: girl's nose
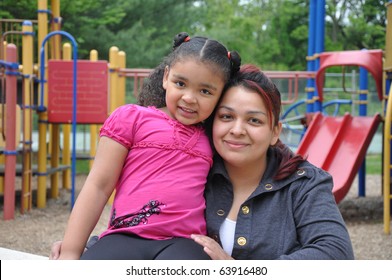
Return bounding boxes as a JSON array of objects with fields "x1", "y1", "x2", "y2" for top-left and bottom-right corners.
[{"x1": 182, "y1": 91, "x2": 197, "y2": 104}]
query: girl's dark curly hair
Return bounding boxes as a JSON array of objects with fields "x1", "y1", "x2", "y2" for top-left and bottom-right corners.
[{"x1": 137, "y1": 32, "x2": 241, "y2": 108}]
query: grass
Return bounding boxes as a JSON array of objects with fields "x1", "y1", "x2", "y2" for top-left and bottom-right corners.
[
  {"x1": 75, "y1": 159, "x2": 90, "y2": 174},
  {"x1": 365, "y1": 153, "x2": 382, "y2": 175}
]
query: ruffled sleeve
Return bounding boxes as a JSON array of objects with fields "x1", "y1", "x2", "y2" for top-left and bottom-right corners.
[{"x1": 99, "y1": 104, "x2": 139, "y2": 149}]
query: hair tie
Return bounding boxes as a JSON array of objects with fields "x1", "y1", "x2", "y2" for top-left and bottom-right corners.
[
  {"x1": 228, "y1": 51, "x2": 231, "y2": 59},
  {"x1": 184, "y1": 36, "x2": 190, "y2": 42}
]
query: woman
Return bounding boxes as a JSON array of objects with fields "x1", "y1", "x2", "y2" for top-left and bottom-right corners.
[{"x1": 191, "y1": 64, "x2": 354, "y2": 260}]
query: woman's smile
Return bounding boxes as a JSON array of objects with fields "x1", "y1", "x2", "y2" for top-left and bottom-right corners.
[{"x1": 223, "y1": 139, "x2": 249, "y2": 150}]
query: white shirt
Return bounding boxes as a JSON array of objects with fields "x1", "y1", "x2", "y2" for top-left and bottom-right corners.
[{"x1": 219, "y1": 218, "x2": 236, "y2": 255}]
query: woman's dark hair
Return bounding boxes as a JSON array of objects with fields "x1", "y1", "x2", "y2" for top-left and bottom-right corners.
[
  {"x1": 214, "y1": 64, "x2": 305, "y2": 180},
  {"x1": 137, "y1": 32, "x2": 241, "y2": 108}
]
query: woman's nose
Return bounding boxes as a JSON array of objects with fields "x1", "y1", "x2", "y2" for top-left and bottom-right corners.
[{"x1": 230, "y1": 121, "x2": 245, "y2": 136}]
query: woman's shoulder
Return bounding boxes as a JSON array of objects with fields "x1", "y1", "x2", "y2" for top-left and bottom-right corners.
[
  {"x1": 290, "y1": 160, "x2": 332, "y2": 184},
  {"x1": 284, "y1": 160, "x2": 334, "y2": 195},
  {"x1": 296, "y1": 160, "x2": 332, "y2": 179},
  {"x1": 276, "y1": 160, "x2": 333, "y2": 190}
]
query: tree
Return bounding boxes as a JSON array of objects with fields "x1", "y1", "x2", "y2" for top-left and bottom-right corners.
[
  {"x1": 325, "y1": 0, "x2": 387, "y2": 51},
  {"x1": 194, "y1": 0, "x2": 309, "y2": 70},
  {"x1": 1, "y1": 0, "x2": 388, "y2": 70}
]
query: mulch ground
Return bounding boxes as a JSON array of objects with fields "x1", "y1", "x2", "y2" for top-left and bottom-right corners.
[{"x1": 0, "y1": 174, "x2": 391, "y2": 259}]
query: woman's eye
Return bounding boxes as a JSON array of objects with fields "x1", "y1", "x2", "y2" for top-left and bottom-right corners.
[
  {"x1": 249, "y1": 118, "x2": 262, "y2": 125},
  {"x1": 219, "y1": 114, "x2": 232, "y2": 120}
]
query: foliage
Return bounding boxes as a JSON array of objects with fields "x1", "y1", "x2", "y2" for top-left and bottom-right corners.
[
  {"x1": 1, "y1": 0, "x2": 388, "y2": 70},
  {"x1": 60, "y1": 0, "x2": 201, "y2": 66},
  {"x1": 0, "y1": 0, "x2": 37, "y2": 19},
  {"x1": 325, "y1": 0, "x2": 387, "y2": 51}
]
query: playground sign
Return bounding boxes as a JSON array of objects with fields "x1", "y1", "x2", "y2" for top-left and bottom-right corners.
[{"x1": 47, "y1": 60, "x2": 108, "y2": 124}]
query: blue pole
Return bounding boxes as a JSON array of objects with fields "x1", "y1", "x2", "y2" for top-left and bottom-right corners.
[
  {"x1": 358, "y1": 60, "x2": 369, "y2": 197},
  {"x1": 314, "y1": 0, "x2": 325, "y2": 112},
  {"x1": 39, "y1": 30, "x2": 78, "y2": 209},
  {"x1": 306, "y1": 0, "x2": 317, "y2": 114}
]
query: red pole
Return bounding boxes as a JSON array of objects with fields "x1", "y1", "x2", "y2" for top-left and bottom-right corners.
[{"x1": 4, "y1": 44, "x2": 18, "y2": 220}]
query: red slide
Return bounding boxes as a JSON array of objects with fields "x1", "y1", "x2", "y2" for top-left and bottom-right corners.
[{"x1": 296, "y1": 112, "x2": 381, "y2": 203}]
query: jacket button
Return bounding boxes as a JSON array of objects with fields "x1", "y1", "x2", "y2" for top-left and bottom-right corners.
[
  {"x1": 241, "y1": 206, "x2": 250, "y2": 214},
  {"x1": 264, "y1": 183, "x2": 273, "y2": 190},
  {"x1": 212, "y1": 234, "x2": 219, "y2": 241},
  {"x1": 217, "y1": 209, "x2": 225, "y2": 216},
  {"x1": 297, "y1": 169, "x2": 305, "y2": 175},
  {"x1": 237, "y1": 237, "x2": 247, "y2": 246}
]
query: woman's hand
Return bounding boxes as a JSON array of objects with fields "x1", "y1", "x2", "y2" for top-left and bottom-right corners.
[{"x1": 191, "y1": 234, "x2": 234, "y2": 260}]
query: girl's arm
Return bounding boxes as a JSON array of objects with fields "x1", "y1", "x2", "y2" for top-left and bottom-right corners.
[{"x1": 58, "y1": 136, "x2": 128, "y2": 259}]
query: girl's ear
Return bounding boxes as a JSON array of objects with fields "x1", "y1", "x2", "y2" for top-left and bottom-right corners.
[
  {"x1": 162, "y1": 66, "x2": 169, "y2": 90},
  {"x1": 270, "y1": 122, "x2": 282, "y2": 146}
]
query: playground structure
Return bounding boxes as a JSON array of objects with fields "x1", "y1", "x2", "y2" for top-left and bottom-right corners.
[
  {"x1": 0, "y1": 0, "x2": 147, "y2": 219},
  {"x1": 281, "y1": 0, "x2": 390, "y2": 234},
  {"x1": 0, "y1": 0, "x2": 391, "y2": 234}
]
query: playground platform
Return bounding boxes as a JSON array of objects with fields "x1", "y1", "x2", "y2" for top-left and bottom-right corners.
[{"x1": 0, "y1": 247, "x2": 47, "y2": 260}]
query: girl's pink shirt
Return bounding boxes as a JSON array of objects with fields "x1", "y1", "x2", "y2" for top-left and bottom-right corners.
[{"x1": 99, "y1": 104, "x2": 212, "y2": 240}]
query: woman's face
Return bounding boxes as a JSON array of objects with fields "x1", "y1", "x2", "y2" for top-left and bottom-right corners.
[
  {"x1": 162, "y1": 59, "x2": 225, "y2": 126},
  {"x1": 213, "y1": 85, "x2": 281, "y2": 167}
]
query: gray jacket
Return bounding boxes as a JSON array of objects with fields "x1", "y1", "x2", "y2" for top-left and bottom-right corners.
[{"x1": 205, "y1": 149, "x2": 355, "y2": 260}]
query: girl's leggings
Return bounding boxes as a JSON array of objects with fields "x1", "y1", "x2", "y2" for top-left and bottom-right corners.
[{"x1": 80, "y1": 233, "x2": 210, "y2": 260}]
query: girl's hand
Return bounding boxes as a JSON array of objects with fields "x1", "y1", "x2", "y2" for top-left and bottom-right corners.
[
  {"x1": 49, "y1": 240, "x2": 62, "y2": 260},
  {"x1": 191, "y1": 234, "x2": 234, "y2": 260},
  {"x1": 50, "y1": 241, "x2": 81, "y2": 260}
]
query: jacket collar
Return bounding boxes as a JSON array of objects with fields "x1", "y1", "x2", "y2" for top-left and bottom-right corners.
[{"x1": 209, "y1": 148, "x2": 310, "y2": 194}]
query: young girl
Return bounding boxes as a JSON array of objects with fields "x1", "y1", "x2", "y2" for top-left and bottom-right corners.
[{"x1": 57, "y1": 32, "x2": 241, "y2": 260}]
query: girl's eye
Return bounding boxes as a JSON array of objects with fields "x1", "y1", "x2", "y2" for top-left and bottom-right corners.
[
  {"x1": 201, "y1": 89, "x2": 212, "y2": 95},
  {"x1": 175, "y1": 81, "x2": 185, "y2": 87}
]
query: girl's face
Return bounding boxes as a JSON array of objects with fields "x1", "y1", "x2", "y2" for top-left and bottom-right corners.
[
  {"x1": 162, "y1": 59, "x2": 225, "y2": 126},
  {"x1": 213, "y1": 85, "x2": 282, "y2": 168}
]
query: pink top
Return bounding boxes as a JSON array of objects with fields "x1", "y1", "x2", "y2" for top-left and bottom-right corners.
[{"x1": 99, "y1": 105, "x2": 212, "y2": 240}]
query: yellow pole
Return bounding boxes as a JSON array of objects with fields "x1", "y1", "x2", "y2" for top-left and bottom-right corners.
[
  {"x1": 50, "y1": 127, "x2": 60, "y2": 198},
  {"x1": 21, "y1": 21, "x2": 34, "y2": 211},
  {"x1": 384, "y1": 87, "x2": 392, "y2": 234},
  {"x1": 49, "y1": 0, "x2": 62, "y2": 197},
  {"x1": 50, "y1": 0, "x2": 61, "y2": 59},
  {"x1": 109, "y1": 46, "x2": 119, "y2": 113},
  {"x1": 2, "y1": 40, "x2": 6, "y2": 59},
  {"x1": 118, "y1": 50, "x2": 126, "y2": 107},
  {"x1": 89, "y1": 49, "x2": 98, "y2": 170},
  {"x1": 37, "y1": 0, "x2": 49, "y2": 208},
  {"x1": 62, "y1": 43, "x2": 71, "y2": 190},
  {"x1": 107, "y1": 46, "x2": 119, "y2": 205},
  {"x1": 383, "y1": 1, "x2": 392, "y2": 235}
]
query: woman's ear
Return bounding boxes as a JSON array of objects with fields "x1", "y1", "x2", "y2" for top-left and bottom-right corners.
[
  {"x1": 270, "y1": 122, "x2": 282, "y2": 146},
  {"x1": 162, "y1": 66, "x2": 169, "y2": 90}
]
